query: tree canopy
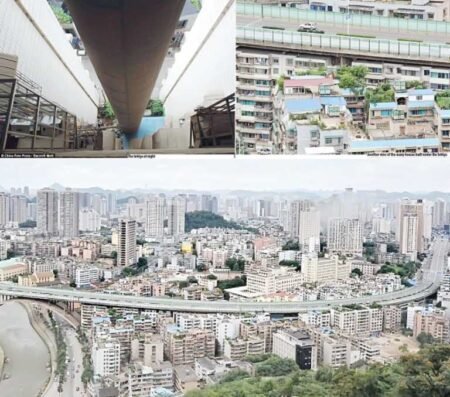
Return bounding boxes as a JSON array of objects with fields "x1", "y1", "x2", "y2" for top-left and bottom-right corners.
[
  {"x1": 186, "y1": 345, "x2": 450, "y2": 397},
  {"x1": 185, "y1": 211, "x2": 247, "y2": 232}
]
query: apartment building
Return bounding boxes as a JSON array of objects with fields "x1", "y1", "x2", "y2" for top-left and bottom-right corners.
[
  {"x1": 302, "y1": 254, "x2": 350, "y2": 284},
  {"x1": 246, "y1": 266, "x2": 304, "y2": 294},
  {"x1": 322, "y1": 335, "x2": 353, "y2": 368},
  {"x1": 282, "y1": 0, "x2": 450, "y2": 21},
  {"x1": 236, "y1": 50, "x2": 333, "y2": 154},
  {"x1": 117, "y1": 219, "x2": 137, "y2": 267},
  {"x1": 435, "y1": 106, "x2": 450, "y2": 151},
  {"x1": 60, "y1": 189, "x2": 80, "y2": 238},
  {"x1": 382, "y1": 306, "x2": 402, "y2": 332},
  {"x1": 119, "y1": 362, "x2": 174, "y2": 397},
  {"x1": 397, "y1": 199, "x2": 427, "y2": 258},
  {"x1": 236, "y1": 50, "x2": 274, "y2": 154},
  {"x1": 168, "y1": 196, "x2": 186, "y2": 237},
  {"x1": 223, "y1": 336, "x2": 265, "y2": 360},
  {"x1": 272, "y1": 329, "x2": 317, "y2": 370},
  {"x1": 413, "y1": 310, "x2": 450, "y2": 342},
  {"x1": 75, "y1": 266, "x2": 100, "y2": 288},
  {"x1": 146, "y1": 196, "x2": 166, "y2": 238},
  {"x1": 37, "y1": 188, "x2": 59, "y2": 235},
  {"x1": 367, "y1": 89, "x2": 436, "y2": 139},
  {"x1": 92, "y1": 340, "x2": 121, "y2": 379},
  {"x1": 165, "y1": 328, "x2": 215, "y2": 366},
  {"x1": 331, "y1": 305, "x2": 383, "y2": 336},
  {"x1": 327, "y1": 218, "x2": 363, "y2": 255}
]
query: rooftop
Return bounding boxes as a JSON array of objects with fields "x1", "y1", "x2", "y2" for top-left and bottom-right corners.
[
  {"x1": 349, "y1": 138, "x2": 440, "y2": 151},
  {"x1": 369, "y1": 102, "x2": 397, "y2": 110},
  {"x1": 0, "y1": 258, "x2": 24, "y2": 270}
]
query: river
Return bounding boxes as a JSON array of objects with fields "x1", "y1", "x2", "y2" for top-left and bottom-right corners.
[{"x1": 0, "y1": 301, "x2": 50, "y2": 397}]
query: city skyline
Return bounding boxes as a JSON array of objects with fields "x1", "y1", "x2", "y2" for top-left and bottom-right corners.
[{"x1": 0, "y1": 157, "x2": 450, "y2": 192}]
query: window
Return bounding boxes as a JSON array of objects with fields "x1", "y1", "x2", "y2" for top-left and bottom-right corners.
[
  {"x1": 431, "y1": 72, "x2": 449, "y2": 79},
  {"x1": 381, "y1": 110, "x2": 392, "y2": 117}
]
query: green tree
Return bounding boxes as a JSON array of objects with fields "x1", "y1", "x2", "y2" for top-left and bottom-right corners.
[
  {"x1": 279, "y1": 260, "x2": 300, "y2": 270},
  {"x1": 147, "y1": 99, "x2": 165, "y2": 116},
  {"x1": 185, "y1": 211, "x2": 251, "y2": 232},
  {"x1": 255, "y1": 356, "x2": 298, "y2": 377},
  {"x1": 282, "y1": 240, "x2": 300, "y2": 251},
  {"x1": 397, "y1": 345, "x2": 450, "y2": 397},
  {"x1": 137, "y1": 257, "x2": 148, "y2": 269},
  {"x1": 416, "y1": 332, "x2": 435, "y2": 348},
  {"x1": 337, "y1": 65, "x2": 368, "y2": 93},
  {"x1": 225, "y1": 258, "x2": 246, "y2": 272},
  {"x1": 365, "y1": 83, "x2": 395, "y2": 104}
]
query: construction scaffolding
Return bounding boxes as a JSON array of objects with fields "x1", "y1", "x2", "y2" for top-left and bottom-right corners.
[{"x1": 190, "y1": 93, "x2": 235, "y2": 149}]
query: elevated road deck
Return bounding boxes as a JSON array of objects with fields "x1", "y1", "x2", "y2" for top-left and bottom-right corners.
[{"x1": 1, "y1": 239, "x2": 447, "y2": 314}]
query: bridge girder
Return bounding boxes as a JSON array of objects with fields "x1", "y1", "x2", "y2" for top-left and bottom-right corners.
[{"x1": 65, "y1": 0, "x2": 186, "y2": 133}]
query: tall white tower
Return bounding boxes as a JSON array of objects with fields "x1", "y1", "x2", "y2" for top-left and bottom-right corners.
[
  {"x1": 37, "y1": 188, "x2": 59, "y2": 235},
  {"x1": 60, "y1": 189, "x2": 80, "y2": 238}
]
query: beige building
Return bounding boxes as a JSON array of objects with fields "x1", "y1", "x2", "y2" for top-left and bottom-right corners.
[
  {"x1": 174, "y1": 365, "x2": 200, "y2": 394},
  {"x1": 302, "y1": 254, "x2": 350, "y2": 284},
  {"x1": 327, "y1": 218, "x2": 363, "y2": 255},
  {"x1": 246, "y1": 266, "x2": 303, "y2": 295},
  {"x1": 166, "y1": 328, "x2": 215, "y2": 366},
  {"x1": 332, "y1": 306, "x2": 383, "y2": 336},
  {"x1": 119, "y1": 362, "x2": 174, "y2": 397},
  {"x1": 413, "y1": 310, "x2": 450, "y2": 342},
  {"x1": 322, "y1": 336, "x2": 353, "y2": 368},
  {"x1": 223, "y1": 336, "x2": 265, "y2": 360},
  {"x1": 382, "y1": 306, "x2": 402, "y2": 333},
  {"x1": 0, "y1": 260, "x2": 27, "y2": 281}
]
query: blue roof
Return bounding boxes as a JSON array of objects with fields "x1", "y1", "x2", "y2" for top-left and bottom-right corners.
[
  {"x1": 408, "y1": 89, "x2": 434, "y2": 96},
  {"x1": 285, "y1": 98, "x2": 321, "y2": 113},
  {"x1": 285, "y1": 96, "x2": 346, "y2": 113},
  {"x1": 369, "y1": 102, "x2": 397, "y2": 110},
  {"x1": 437, "y1": 107, "x2": 450, "y2": 118},
  {"x1": 350, "y1": 138, "x2": 440, "y2": 151},
  {"x1": 320, "y1": 96, "x2": 346, "y2": 107},
  {"x1": 408, "y1": 100, "x2": 435, "y2": 109}
]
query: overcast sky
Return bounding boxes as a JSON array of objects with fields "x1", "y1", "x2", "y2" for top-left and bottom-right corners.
[{"x1": 0, "y1": 156, "x2": 448, "y2": 192}]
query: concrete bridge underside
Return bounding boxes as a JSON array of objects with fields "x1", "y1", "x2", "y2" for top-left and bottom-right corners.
[{"x1": 65, "y1": 0, "x2": 185, "y2": 133}]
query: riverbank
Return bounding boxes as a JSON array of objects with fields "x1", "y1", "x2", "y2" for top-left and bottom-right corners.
[
  {"x1": 18, "y1": 302, "x2": 56, "y2": 397},
  {"x1": 0, "y1": 302, "x2": 50, "y2": 397}
]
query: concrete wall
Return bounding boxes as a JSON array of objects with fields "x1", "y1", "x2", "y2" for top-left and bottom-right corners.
[
  {"x1": 160, "y1": 0, "x2": 236, "y2": 129},
  {"x1": 0, "y1": 0, "x2": 99, "y2": 124}
]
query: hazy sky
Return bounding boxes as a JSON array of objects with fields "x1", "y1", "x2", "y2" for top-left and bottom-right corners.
[{"x1": 0, "y1": 156, "x2": 448, "y2": 192}]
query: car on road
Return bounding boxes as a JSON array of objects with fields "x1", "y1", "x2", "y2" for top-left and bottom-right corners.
[{"x1": 297, "y1": 22, "x2": 324, "y2": 33}]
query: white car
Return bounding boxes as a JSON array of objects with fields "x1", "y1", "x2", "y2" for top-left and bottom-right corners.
[{"x1": 299, "y1": 22, "x2": 316, "y2": 29}]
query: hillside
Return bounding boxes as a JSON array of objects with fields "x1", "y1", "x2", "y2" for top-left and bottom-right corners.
[
  {"x1": 185, "y1": 211, "x2": 245, "y2": 232},
  {"x1": 186, "y1": 345, "x2": 450, "y2": 397}
]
